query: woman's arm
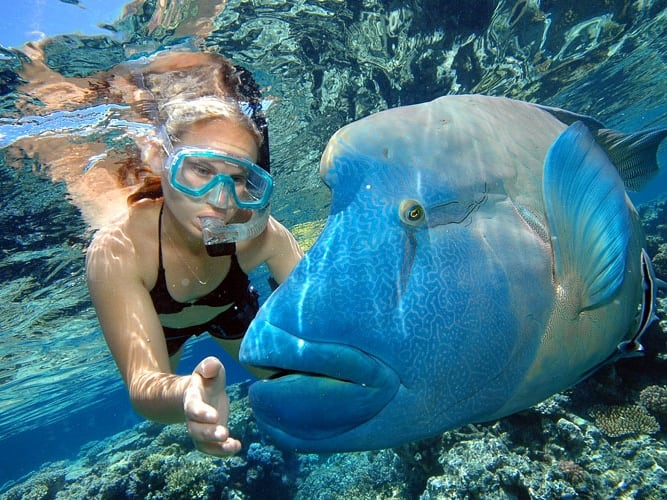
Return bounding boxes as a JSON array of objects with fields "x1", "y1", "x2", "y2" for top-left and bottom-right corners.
[
  {"x1": 86, "y1": 226, "x2": 187, "y2": 421},
  {"x1": 86, "y1": 225, "x2": 240, "y2": 455},
  {"x1": 261, "y1": 216, "x2": 304, "y2": 284}
]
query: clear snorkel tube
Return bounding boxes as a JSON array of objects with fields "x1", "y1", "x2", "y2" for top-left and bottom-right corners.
[{"x1": 200, "y1": 205, "x2": 270, "y2": 256}]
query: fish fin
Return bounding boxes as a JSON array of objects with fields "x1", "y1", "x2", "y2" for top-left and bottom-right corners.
[
  {"x1": 574, "y1": 249, "x2": 656, "y2": 379},
  {"x1": 544, "y1": 122, "x2": 632, "y2": 311},
  {"x1": 535, "y1": 104, "x2": 606, "y2": 131},
  {"x1": 535, "y1": 103, "x2": 667, "y2": 192},
  {"x1": 595, "y1": 127, "x2": 667, "y2": 191}
]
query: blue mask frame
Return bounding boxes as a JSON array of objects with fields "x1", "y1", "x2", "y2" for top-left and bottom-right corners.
[{"x1": 165, "y1": 147, "x2": 274, "y2": 209}]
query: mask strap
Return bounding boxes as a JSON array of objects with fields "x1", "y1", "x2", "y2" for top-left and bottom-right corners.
[
  {"x1": 157, "y1": 126, "x2": 175, "y2": 156},
  {"x1": 236, "y1": 65, "x2": 271, "y2": 173}
]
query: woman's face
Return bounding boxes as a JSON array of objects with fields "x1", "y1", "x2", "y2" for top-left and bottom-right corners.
[{"x1": 161, "y1": 118, "x2": 260, "y2": 241}]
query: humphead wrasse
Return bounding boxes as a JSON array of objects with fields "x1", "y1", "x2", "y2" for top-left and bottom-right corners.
[{"x1": 240, "y1": 95, "x2": 667, "y2": 452}]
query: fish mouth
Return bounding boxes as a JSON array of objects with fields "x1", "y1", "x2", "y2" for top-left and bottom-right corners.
[{"x1": 240, "y1": 319, "x2": 400, "y2": 442}]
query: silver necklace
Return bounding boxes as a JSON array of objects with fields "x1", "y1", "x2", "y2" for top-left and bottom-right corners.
[{"x1": 162, "y1": 214, "x2": 209, "y2": 286}]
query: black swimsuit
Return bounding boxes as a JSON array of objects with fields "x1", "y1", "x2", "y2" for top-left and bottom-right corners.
[{"x1": 150, "y1": 206, "x2": 259, "y2": 356}]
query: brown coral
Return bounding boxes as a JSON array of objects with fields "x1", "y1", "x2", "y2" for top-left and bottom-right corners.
[
  {"x1": 557, "y1": 460, "x2": 588, "y2": 485},
  {"x1": 589, "y1": 404, "x2": 660, "y2": 438},
  {"x1": 639, "y1": 385, "x2": 667, "y2": 416}
]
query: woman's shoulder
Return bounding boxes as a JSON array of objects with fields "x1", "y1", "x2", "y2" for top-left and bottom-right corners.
[
  {"x1": 266, "y1": 216, "x2": 304, "y2": 253},
  {"x1": 125, "y1": 199, "x2": 162, "y2": 241},
  {"x1": 89, "y1": 200, "x2": 158, "y2": 245},
  {"x1": 238, "y1": 216, "x2": 289, "y2": 251},
  {"x1": 86, "y1": 200, "x2": 161, "y2": 282}
]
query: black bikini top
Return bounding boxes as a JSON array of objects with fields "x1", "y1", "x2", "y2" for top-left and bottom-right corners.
[{"x1": 149, "y1": 206, "x2": 252, "y2": 315}]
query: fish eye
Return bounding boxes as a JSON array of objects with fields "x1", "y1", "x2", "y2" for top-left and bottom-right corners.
[{"x1": 399, "y1": 199, "x2": 426, "y2": 226}]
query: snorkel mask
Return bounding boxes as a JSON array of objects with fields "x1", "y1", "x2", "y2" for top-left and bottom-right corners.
[
  {"x1": 127, "y1": 51, "x2": 273, "y2": 256},
  {"x1": 163, "y1": 144, "x2": 274, "y2": 256}
]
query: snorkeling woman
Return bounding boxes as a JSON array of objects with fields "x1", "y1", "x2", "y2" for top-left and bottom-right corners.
[{"x1": 86, "y1": 50, "x2": 303, "y2": 456}]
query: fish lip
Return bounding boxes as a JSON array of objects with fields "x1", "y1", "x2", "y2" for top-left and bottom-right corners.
[
  {"x1": 240, "y1": 319, "x2": 400, "y2": 441},
  {"x1": 240, "y1": 319, "x2": 396, "y2": 387}
]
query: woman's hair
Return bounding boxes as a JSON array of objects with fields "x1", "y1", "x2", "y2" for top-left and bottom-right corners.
[
  {"x1": 123, "y1": 155, "x2": 163, "y2": 205},
  {"x1": 120, "y1": 50, "x2": 267, "y2": 205},
  {"x1": 162, "y1": 96, "x2": 261, "y2": 146}
]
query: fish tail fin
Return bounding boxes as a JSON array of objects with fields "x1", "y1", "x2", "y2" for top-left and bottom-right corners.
[{"x1": 595, "y1": 127, "x2": 667, "y2": 191}]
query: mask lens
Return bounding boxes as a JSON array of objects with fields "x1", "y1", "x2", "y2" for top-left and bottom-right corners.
[
  {"x1": 242, "y1": 169, "x2": 271, "y2": 203},
  {"x1": 177, "y1": 157, "x2": 221, "y2": 190},
  {"x1": 168, "y1": 148, "x2": 273, "y2": 208}
]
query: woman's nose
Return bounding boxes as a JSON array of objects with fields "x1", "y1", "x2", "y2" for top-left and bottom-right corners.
[{"x1": 206, "y1": 184, "x2": 233, "y2": 209}]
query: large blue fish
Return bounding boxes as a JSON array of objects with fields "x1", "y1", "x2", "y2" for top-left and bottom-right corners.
[{"x1": 240, "y1": 95, "x2": 666, "y2": 452}]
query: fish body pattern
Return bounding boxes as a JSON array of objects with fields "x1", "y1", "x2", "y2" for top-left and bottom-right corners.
[{"x1": 241, "y1": 95, "x2": 666, "y2": 452}]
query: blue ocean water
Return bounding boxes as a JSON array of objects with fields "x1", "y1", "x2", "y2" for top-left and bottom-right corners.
[
  {"x1": 0, "y1": 338, "x2": 255, "y2": 486},
  {"x1": 0, "y1": 339, "x2": 253, "y2": 487},
  {"x1": 0, "y1": 0, "x2": 666, "y2": 497}
]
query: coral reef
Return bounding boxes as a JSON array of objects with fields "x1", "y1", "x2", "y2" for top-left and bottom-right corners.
[
  {"x1": 588, "y1": 404, "x2": 660, "y2": 438},
  {"x1": 1, "y1": 384, "x2": 300, "y2": 500},
  {"x1": 3, "y1": 292, "x2": 667, "y2": 499},
  {"x1": 295, "y1": 450, "x2": 413, "y2": 499},
  {"x1": 640, "y1": 385, "x2": 667, "y2": 416},
  {"x1": 639, "y1": 198, "x2": 667, "y2": 278}
]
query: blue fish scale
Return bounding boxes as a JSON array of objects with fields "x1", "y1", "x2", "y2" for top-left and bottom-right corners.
[{"x1": 299, "y1": 154, "x2": 528, "y2": 417}]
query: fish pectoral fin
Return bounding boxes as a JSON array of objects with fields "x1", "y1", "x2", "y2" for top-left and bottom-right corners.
[{"x1": 543, "y1": 121, "x2": 632, "y2": 311}]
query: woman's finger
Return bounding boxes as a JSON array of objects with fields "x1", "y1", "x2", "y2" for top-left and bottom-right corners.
[
  {"x1": 193, "y1": 437, "x2": 242, "y2": 457},
  {"x1": 186, "y1": 421, "x2": 230, "y2": 442}
]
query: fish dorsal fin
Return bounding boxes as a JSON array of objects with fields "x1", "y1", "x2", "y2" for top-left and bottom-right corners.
[
  {"x1": 595, "y1": 127, "x2": 667, "y2": 191},
  {"x1": 536, "y1": 103, "x2": 667, "y2": 192},
  {"x1": 535, "y1": 104, "x2": 606, "y2": 131},
  {"x1": 543, "y1": 122, "x2": 632, "y2": 311}
]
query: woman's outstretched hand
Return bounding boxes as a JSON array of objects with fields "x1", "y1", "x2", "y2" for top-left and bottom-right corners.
[{"x1": 183, "y1": 356, "x2": 242, "y2": 456}]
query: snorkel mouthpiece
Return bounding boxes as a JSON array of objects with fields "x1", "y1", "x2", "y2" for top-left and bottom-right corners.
[
  {"x1": 201, "y1": 216, "x2": 236, "y2": 256},
  {"x1": 200, "y1": 206, "x2": 270, "y2": 256}
]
